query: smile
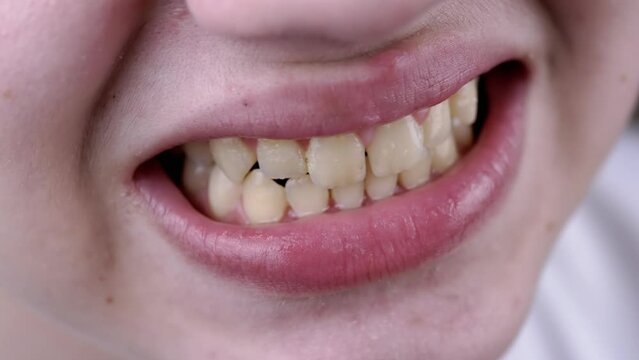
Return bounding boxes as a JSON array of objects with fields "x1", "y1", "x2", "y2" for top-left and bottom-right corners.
[{"x1": 133, "y1": 35, "x2": 529, "y2": 293}]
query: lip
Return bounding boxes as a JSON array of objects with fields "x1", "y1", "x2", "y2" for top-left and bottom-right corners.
[{"x1": 134, "y1": 60, "x2": 528, "y2": 293}]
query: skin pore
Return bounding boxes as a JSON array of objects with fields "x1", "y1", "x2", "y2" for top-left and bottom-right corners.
[{"x1": 1, "y1": 0, "x2": 638, "y2": 359}]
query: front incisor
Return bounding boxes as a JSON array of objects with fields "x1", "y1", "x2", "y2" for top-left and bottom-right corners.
[
  {"x1": 306, "y1": 133, "x2": 366, "y2": 188},
  {"x1": 210, "y1": 137, "x2": 257, "y2": 183},
  {"x1": 208, "y1": 166, "x2": 242, "y2": 219},
  {"x1": 450, "y1": 80, "x2": 478, "y2": 126},
  {"x1": 331, "y1": 182, "x2": 365, "y2": 210},
  {"x1": 242, "y1": 170, "x2": 288, "y2": 224},
  {"x1": 285, "y1": 176, "x2": 329, "y2": 217},
  {"x1": 257, "y1": 139, "x2": 307, "y2": 179},
  {"x1": 367, "y1": 116, "x2": 426, "y2": 177}
]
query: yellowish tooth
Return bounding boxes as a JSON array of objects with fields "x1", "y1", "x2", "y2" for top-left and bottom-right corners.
[
  {"x1": 367, "y1": 116, "x2": 426, "y2": 177},
  {"x1": 452, "y1": 117, "x2": 474, "y2": 152},
  {"x1": 208, "y1": 166, "x2": 242, "y2": 219},
  {"x1": 422, "y1": 101, "x2": 452, "y2": 147},
  {"x1": 242, "y1": 170, "x2": 287, "y2": 224},
  {"x1": 331, "y1": 182, "x2": 365, "y2": 210},
  {"x1": 209, "y1": 137, "x2": 256, "y2": 183},
  {"x1": 182, "y1": 160, "x2": 211, "y2": 196},
  {"x1": 399, "y1": 152, "x2": 432, "y2": 190},
  {"x1": 365, "y1": 167, "x2": 397, "y2": 201},
  {"x1": 431, "y1": 137, "x2": 459, "y2": 174},
  {"x1": 285, "y1": 176, "x2": 329, "y2": 217},
  {"x1": 450, "y1": 80, "x2": 478, "y2": 126},
  {"x1": 256, "y1": 139, "x2": 307, "y2": 179},
  {"x1": 183, "y1": 141, "x2": 214, "y2": 165},
  {"x1": 306, "y1": 133, "x2": 366, "y2": 188}
]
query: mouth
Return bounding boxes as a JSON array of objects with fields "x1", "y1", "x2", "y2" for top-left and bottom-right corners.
[{"x1": 133, "y1": 38, "x2": 529, "y2": 292}]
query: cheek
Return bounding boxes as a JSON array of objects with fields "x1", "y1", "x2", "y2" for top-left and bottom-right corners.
[
  {"x1": 0, "y1": 0, "x2": 145, "y2": 313},
  {"x1": 186, "y1": 0, "x2": 440, "y2": 41}
]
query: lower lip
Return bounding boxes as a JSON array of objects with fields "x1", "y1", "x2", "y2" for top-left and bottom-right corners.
[{"x1": 135, "y1": 63, "x2": 528, "y2": 293}]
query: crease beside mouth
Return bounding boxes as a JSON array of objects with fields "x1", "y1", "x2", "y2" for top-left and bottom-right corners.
[{"x1": 153, "y1": 77, "x2": 487, "y2": 226}]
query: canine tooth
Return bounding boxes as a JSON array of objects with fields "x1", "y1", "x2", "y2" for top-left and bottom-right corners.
[
  {"x1": 242, "y1": 170, "x2": 287, "y2": 224},
  {"x1": 431, "y1": 137, "x2": 459, "y2": 174},
  {"x1": 208, "y1": 166, "x2": 242, "y2": 219},
  {"x1": 257, "y1": 139, "x2": 307, "y2": 179},
  {"x1": 452, "y1": 117, "x2": 474, "y2": 151},
  {"x1": 450, "y1": 80, "x2": 478, "y2": 125},
  {"x1": 399, "y1": 152, "x2": 431, "y2": 190},
  {"x1": 285, "y1": 176, "x2": 329, "y2": 217},
  {"x1": 367, "y1": 116, "x2": 426, "y2": 177},
  {"x1": 183, "y1": 141, "x2": 214, "y2": 165},
  {"x1": 182, "y1": 160, "x2": 211, "y2": 196},
  {"x1": 306, "y1": 133, "x2": 366, "y2": 188},
  {"x1": 365, "y1": 167, "x2": 397, "y2": 200},
  {"x1": 209, "y1": 137, "x2": 256, "y2": 183},
  {"x1": 422, "y1": 101, "x2": 452, "y2": 147},
  {"x1": 331, "y1": 182, "x2": 364, "y2": 210}
]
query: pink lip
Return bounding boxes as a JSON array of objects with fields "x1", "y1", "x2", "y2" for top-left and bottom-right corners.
[{"x1": 135, "y1": 61, "x2": 528, "y2": 293}]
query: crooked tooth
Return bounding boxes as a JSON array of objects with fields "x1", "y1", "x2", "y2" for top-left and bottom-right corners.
[
  {"x1": 367, "y1": 116, "x2": 425, "y2": 177},
  {"x1": 450, "y1": 80, "x2": 478, "y2": 126},
  {"x1": 182, "y1": 160, "x2": 211, "y2": 196},
  {"x1": 331, "y1": 182, "x2": 364, "y2": 210},
  {"x1": 209, "y1": 137, "x2": 257, "y2": 183},
  {"x1": 422, "y1": 101, "x2": 452, "y2": 147},
  {"x1": 184, "y1": 141, "x2": 214, "y2": 165},
  {"x1": 257, "y1": 139, "x2": 307, "y2": 179},
  {"x1": 208, "y1": 166, "x2": 242, "y2": 219},
  {"x1": 285, "y1": 176, "x2": 329, "y2": 217},
  {"x1": 399, "y1": 152, "x2": 431, "y2": 190},
  {"x1": 452, "y1": 117, "x2": 474, "y2": 152},
  {"x1": 365, "y1": 167, "x2": 397, "y2": 200},
  {"x1": 431, "y1": 137, "x2": 459, "y2": 174},
  {"x1": 242, "y1": 170, "x2": 287, "y2": 224},
  {"x1": 306, "y1": 133, "x2": 366, "y2": 188}
]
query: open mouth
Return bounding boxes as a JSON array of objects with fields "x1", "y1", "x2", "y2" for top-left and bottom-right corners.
[{"x1": 134, "y1": 58, "x2": 528, "y2": 293}]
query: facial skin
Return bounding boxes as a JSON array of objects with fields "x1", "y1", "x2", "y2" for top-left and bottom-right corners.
[{"x1": 0, "y1": 0, "x2": 638, "y2": 359}]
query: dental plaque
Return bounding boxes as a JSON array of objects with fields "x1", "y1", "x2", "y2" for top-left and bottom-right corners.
[{"x1": 179, "y1": 79, "x2": 479, "y2": 225}]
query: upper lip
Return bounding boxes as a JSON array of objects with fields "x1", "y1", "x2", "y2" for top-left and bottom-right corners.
[
  {"x1": 131, "y1": 31, "x2": 525, "y2": 170},
  {"x1": 131, "y1": 29, "x2": 530, "y2": 293}
]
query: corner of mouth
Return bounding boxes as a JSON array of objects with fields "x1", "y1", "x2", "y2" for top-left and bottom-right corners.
[{"x1": 133, "y1": 60, "x2": 530, "y2": 294}]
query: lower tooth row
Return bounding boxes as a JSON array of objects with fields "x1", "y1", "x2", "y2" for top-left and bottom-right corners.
[{"x1": 181, "y1": 80, "x2": 478, "y2": 224}]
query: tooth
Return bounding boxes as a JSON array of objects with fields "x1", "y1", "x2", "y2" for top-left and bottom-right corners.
[
  {"x1": 257, "y1": 139, "x2": 307, "y2": 179},
  {"x1": 365, "y1": 167, "x2": 397, "y2": 200},
  {"x1": 450, "y1": 80, "x2": 478, "y2": 126},
  {"x1": 285, "y1": 175, "x2": 329, "y2": 217},
  {"x1": 452, "y1": 117, "x2": 474, "y2": 152},
  {"x1": 422, "y1": 101, "x2": 452, "y2": 147},
  {"x1": 367, "y1": 116, "x2": 426, "y2": 177},
  {"x1": 431, "y1": 137, "x2": 459, "y2": 174},
  {"x1": 399, "y1": 152, "x2": 432, "y2": 190},
  {"x1": 209, "y1": 137, "x2": 257, "y2": 183},
  {"x1": 306, "y1": 133, "x2": 366, "y2": 188},
  {"x1": 183, "y1": 141, "x2": 214, "y2": 165},
  {"x1": 242, "y1": 170, "x2": 287, "y2": 224},
  {"x1": 331, "y1": 182, "x2": 364, "y2": 210},
  {"x1": 182, "y1": 160, "x2": 211, "y2": 196},
  {"x1": 208, "y1": 166, "x2": 242, "y2": 219}
]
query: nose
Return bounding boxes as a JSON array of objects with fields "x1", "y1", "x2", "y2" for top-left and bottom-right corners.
[{"x1": 186, "y1": 0, "x2": 437, "y2": 42}]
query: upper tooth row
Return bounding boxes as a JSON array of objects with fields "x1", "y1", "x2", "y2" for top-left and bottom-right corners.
[{"x1": 182, "y1": 80, "x2": 478, "y2": 224}]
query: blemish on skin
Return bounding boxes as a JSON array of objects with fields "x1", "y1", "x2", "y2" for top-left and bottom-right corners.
[
  {"x1": 105, "y1": 296, "x2": 114, "y2": 305},
  {"x1": 242, "y1": 99, "x2": 250, "y2": 107},
  {"x1": 620, "y1": 73, "x2": 628, "y2": 83},
  {"x1": 545, "y1": 221, "x2": 558, "y2": 233},
  {"x1": 2, "y1": 89, "x2": 12, "y2": 100}
]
